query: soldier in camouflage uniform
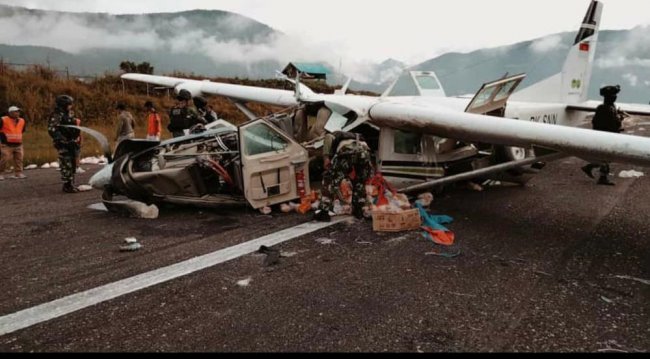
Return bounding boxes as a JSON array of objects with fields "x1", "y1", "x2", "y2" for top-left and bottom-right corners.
[
  {"x1": 315, "y1": 131, "x2": 374, "y2": 222},
  {"x1": 581, "y1": 85, "x2": 623, "y2": 186},
  {"x1": 168, "y1": 89, "x2": 205, "y2": 137},
  {"x1": 48, "y1": 95, "x2": 81, "y2": 193}
]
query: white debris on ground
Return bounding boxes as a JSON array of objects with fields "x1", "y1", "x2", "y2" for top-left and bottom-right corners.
[
  {"x1": 619, "y1": 170, "x2": 645, "y2": 179},
  {"x1": 280, "y1": 251, "x2": 298, "y2": 257},
  {"x1": 77, "y1": 184, "x2": 93, "y2": 192},
  {"x1": 87, "y1": 203, "x2": 108, "y2": 212},
  {"x1": 119, "y1": 237, "x2": 143, "y2": 252},
  {"x1": 24, "y1": 164, "x2": 38, "y2": 170},
  {"x1": 40, "y1": 163, "x2": 50, "y2": 169},
  {"x1": 236, "y1": 277, "x2": 252, "y2": 287},
  {"x1": 104, "y1": 198, "x2": 159, "y2": 219},
  {"x1": 315, "y1": 238, "x2": 335, "y2": 245},
  {"x1": 49, "y1": 162, "x2": 59, "y2": 169},
  {"x1": 80, "y1": 156, "x2": 108, "y2": 165},
  {"x1": 259, "y1": 206, "x2": 272, "y2": 215}
]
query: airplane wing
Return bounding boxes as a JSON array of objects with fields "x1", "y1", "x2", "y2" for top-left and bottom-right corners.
[
  {"x1": 368, "y1": 101, "x2": 650, "y2": 166},
  {"x1": 122, "y1": 74, "x2": 299, "y2": 107},
  {"x1": 567, "y1": 100, "x2": 650, "y2": 117}
]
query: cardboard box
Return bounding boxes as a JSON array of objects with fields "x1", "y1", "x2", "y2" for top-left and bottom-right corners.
[{"x1": 372, "y1": 208, "x2": 422, "y2": 232}]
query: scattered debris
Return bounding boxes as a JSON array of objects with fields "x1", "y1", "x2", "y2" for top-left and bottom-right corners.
[
  {"x1": 618, "y1": 170, "x2": 644, "y2": 178},
  {"x1": 87, "y1": 203, "x2": 108, "y2": 212},
  {"x1": 449, "y1": 292, "x2": 476, "y2": 298},
  {"x1": 236, "y1": 277, "x2": 252, "y2": 287},
  {"x1": 259, "y1": 206, "x2": 272, "y2": 215},
  {"x1": 466, "y1": 182, "x2": 484, "y2": 192},
  {"x1": 614, "y1": 275, "x2": 650, "y2": 286},
  {"x1": 482, "y1": 180, "x2": 502, "y2": 187},
  {"x1": 258, "y1": 245, "x2": 280, "y2": 266},
  {"x1": 315, "y1": 238, "x2": 335, "y2": 245},
  {"x1": 280, "y1": 203, "x2": 293, "y2": 213},
  {"x1": 80, "y1": 156, "x2": 107, "y2": 165},
  {"x1": 24, "y1": 164, "x2": 38, "y2": 170},
  {"x1": 77, "y1": 185, "x2": 93, "y2": 192},
  {"x1": 417, "y1": 203, "x2": 454, "y2": 246},
  {"x1": 639, "y1": 127, "x2": 646, "y2": 132},
  {"x1": 280, "y1": 251, "x2": 298, "y2": 258},
  {"x1": 600, "y1": 296, "x2": 613, "y2": 304},
  {"x1": 119, "y1": 237, "x2": 143, "y2": 252},
  {"x1": 49, "y1": 162, "x2": 59, "y2": 169},
  {"x1": 533, "y1": 270, "x2": 553, "y2": 277},
  {"x1": 425, "y1": 249, "x2": 461, "y2": 258},
  {"x1": 102, "y1": 192, "x2": 159, "y2": 219},
  {"x1": 415, "y1": 192, "x2": 434, "y2": 208},
  {"x1": 40, "y1": 163, "x2": 50, "y2": 169}
]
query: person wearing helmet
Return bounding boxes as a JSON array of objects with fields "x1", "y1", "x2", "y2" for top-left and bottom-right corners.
[
  {"x1": 168, "y1": 89, "x2": 205, "y2": 137},
  {"x1": 581, "y1": 85, "x2": 623, "y2": 186},
  {"x1": 48, "y1": 95, "x2": 81, "y2": 193},
  {"x1": 193, "y1": 96, "x2": 217, "y2": 124},
  {"x1": 314, "y1": 131, "x2": 374, "y2": 222}
]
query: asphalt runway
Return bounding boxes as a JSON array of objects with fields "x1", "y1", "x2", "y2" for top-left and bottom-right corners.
[{"x1": 0, "y1": 154, "x2": 648, "y2": 352}]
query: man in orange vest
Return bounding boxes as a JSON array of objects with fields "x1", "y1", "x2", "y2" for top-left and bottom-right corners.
[
  {"x1": 144, "y1": 101, "x2": 161, "y2": 141},
  {"x1": 0, "y1": 106, "x2": 27, "y2": 180}
]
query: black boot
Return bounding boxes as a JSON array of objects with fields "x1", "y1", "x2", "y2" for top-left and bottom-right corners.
[
  {"x1": 597, "y1": 176, "x2": 615, "y2": 186},
  {"x1": 63, "y1": 182, "x2": 80, "y2": 193},
  {"x1": 313, "y1": 210, "x2": 331, "y2": 222},
  {"x1": 352, "y1": 205, "x2": 364, "y2": 220},
  {"x1": 581, "y1": 165, "x2": 596, "y2": 179}
]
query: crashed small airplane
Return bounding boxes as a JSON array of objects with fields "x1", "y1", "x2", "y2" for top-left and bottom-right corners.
[{"x1": 89, "y1": 0, "x2": 650, "y2": 211}]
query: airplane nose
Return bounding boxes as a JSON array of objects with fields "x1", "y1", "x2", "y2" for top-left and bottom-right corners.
[{"x1": 89, "y1": 163, "x2": 114, "y2": 189}]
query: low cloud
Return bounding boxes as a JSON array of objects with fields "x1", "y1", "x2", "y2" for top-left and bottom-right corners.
[
  {"x1": 596, "y1": 25, "x2": 650, "y2": 69},
  {"x1": 623, "y1": 73, "x2": 638, "y2": 87},
  {"x1": 530, "y1": 35, "x2": 566, "y2": 53},
  {"x1": 0, "y1": 7, "x2": 394, "y2": 84}
]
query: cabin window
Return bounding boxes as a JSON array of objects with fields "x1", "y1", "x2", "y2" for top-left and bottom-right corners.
[
  {"x1": 388, "y1": 72, "x2": 420, "y2": 96},
  {"x1": 493, "y1": 81, "x2": 517, "y2": 102},
  {"x1": 244, "y1": 123, "x2": 288, "y2": 156},
  {"x1": 416, "y1": 75, "x2": 441, "y2": 90},
  {"x1": 394, "y1": 130, "x2": 422, "y2": 154}
]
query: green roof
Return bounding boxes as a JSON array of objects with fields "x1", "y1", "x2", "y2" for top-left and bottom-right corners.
[{"x1": 286, "y1": 62, "x2": 330, "y2": 75}]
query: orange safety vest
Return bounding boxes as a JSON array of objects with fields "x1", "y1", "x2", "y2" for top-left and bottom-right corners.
[
  {"x1": 147, "y1": 112, "x2": 161, "y2": 136},
  {"x1": 1, "y1": 116, "x2": 25, "y2": 144}
]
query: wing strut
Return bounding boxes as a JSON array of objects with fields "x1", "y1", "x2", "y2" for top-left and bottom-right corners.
[{"x1": 399, "y1": 153, "x2": 566, "y2": 194}]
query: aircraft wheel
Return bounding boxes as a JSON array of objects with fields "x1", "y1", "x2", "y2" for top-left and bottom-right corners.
[
  {"x1": 494, "y1": 146, "x2": 535, "y2": 177},
  {"x1": 501, "y1": 146, "x2": 535, "y2": 162}
]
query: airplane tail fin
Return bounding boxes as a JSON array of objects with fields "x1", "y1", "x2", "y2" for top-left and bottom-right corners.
[{"x1": 511, "y1": 0, "x2": 603, "y2": 104}]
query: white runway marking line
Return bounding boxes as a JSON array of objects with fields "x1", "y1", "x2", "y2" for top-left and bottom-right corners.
[{"x1": 0, "y1": 217, "x2": 351, "y2": 336}]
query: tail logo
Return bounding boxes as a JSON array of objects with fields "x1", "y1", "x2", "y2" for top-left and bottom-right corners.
[
  {"x1": 571, "y1": 79, "x2": 582, "y2": 89},
  {"x1": 579, "y1": 42, "x2": 590, "y2": 52}
]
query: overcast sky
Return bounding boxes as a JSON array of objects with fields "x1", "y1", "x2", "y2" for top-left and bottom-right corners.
[{"x1": 2, "y1": 0, "x2": 649, "y2": 64}]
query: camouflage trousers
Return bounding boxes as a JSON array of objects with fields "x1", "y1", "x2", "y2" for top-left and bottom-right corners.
[
  {"x1": 319, "y1": 153, "x2": 373, "y2": 213},
  {"x1": 56, "y1": 144, "x2": 79, "y2": 184}
]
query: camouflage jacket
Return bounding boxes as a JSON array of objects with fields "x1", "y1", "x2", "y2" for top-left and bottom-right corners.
[{"x1": 48, "y1": 110, "x2": 80, "y2": 145}]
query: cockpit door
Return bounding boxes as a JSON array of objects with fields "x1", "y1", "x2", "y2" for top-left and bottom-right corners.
[
  {"x1": 239, "y1": 119, "x2": 310, "y2": 209},
  {"x1": 465, "y1": 73, "x2": 526, "y2": 114}
]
